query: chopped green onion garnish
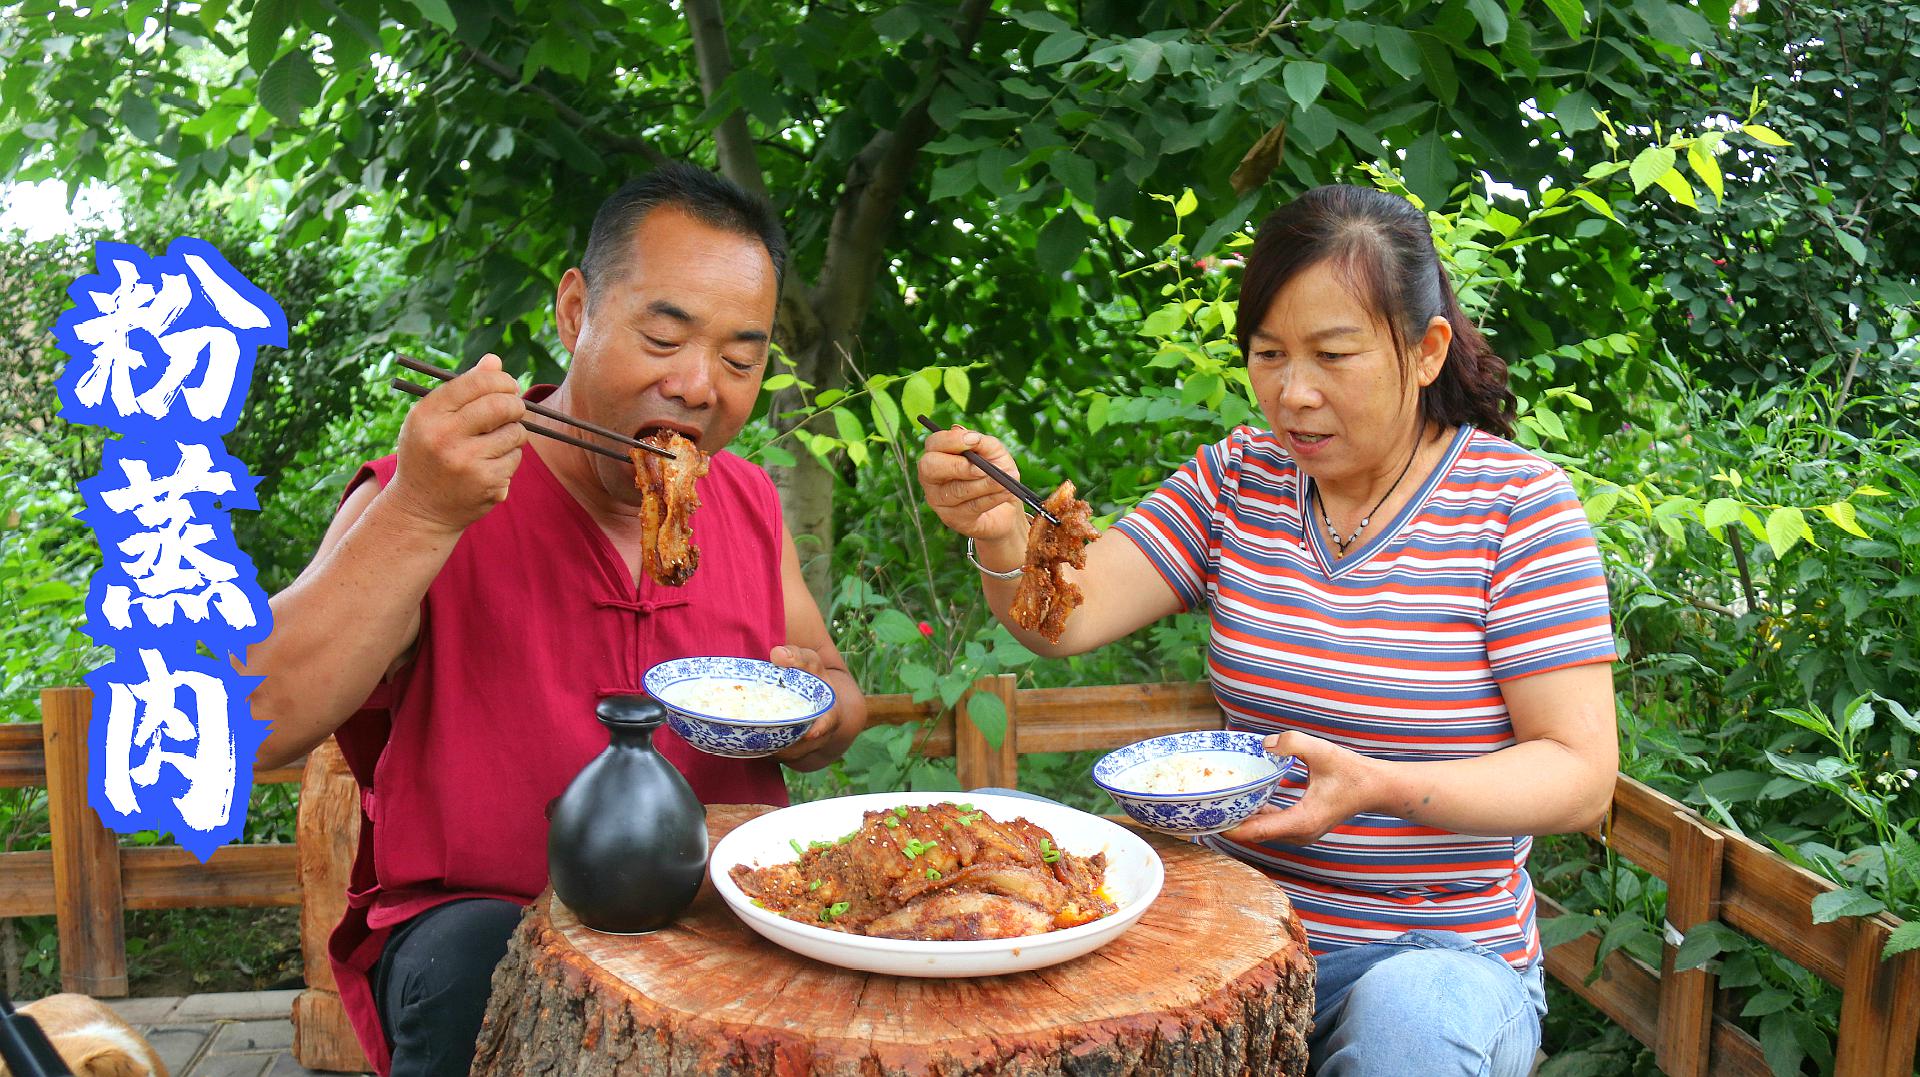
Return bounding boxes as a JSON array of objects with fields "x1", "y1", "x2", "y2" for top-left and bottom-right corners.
[
  {"x1": 789, "y1": 839, "x2": 805, "y2": 857},
  {"x1": 926, "y1": 868, "x2": 941, "y2": 880},
  {"x1": 808, "y1": 879, "x2": 822, "y2": 891},
  {"x1": 819, "y1": 901, "x2": 850, "y2": 922},
  {"x1": 1040, "y1": 838, "x2": 1061, "y2": 863}
]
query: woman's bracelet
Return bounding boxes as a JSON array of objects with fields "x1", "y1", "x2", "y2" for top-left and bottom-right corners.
[{"x1": 966, "y1": 536, "x2": 1025, "y2": 581}]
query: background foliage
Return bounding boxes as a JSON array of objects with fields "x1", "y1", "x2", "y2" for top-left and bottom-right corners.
[{"x1": 2, "y1": 0, "x2": 1917, "y2": 1070}]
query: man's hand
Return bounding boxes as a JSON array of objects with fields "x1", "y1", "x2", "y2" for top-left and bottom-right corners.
[
  {"x1": 387, "y1": 353, "x2": 528, "y2": 535},
  {"x1": 769, "y1": 644, "x2": 857, "y2": 768},
  {"x1": 1220, "y1": 731, "x2": 1385, "y2": 846}
]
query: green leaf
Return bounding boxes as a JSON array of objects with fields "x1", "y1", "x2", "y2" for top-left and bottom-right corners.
[
  {"x1": 1553, "y1": 89, "x2": 1599, "y2": 134},
  {"x1": 121, "y1": 95, "x2": 161, "y2": 143},
  {"x1": 257, "y1": 48, "x2": 322, "y2": 124},
  {"x1": 871, "y1": 6, "x2": 919, "y2": 41},
  {"x1": 1011, "y1": 9, "x2": 1070, "y2": 32},
  {"x1": 1809, "y1": 887, "x2": 1885, "y2": 925},
  {"x1": 1402, "y1": 129, "x2": 1456, "y2": 210},
  {"x1": 1884, "y1": 921, "x2": 1920, "y2": 958},
  {"x1": 485, "y1": 126, "x2": 515, "y2": 161},
  {"x1": 1653, "y1": 166, "x2": 1697, "y2": 209},
  {"x1": 943, "y1": 366, "x2": 971, "y2": 411},
  {"x1": 965, "y1": 691, "x2": 1008, "y2": 750},
  {"x1": 1673, "y1": 921, "x2": 1742, "y2": 971},
  {"x1": 19, "y1": 580, "x2": 78, "y2": 606},
  {"x1": 1832, "y1": 227, "x2": 1868, "y2": 266},
  {"x1": 1086, "y1": 391, "x2": 1109, "y2": 433},
  {"x1": 248, "y1": 0, "x2": 298, "y2": 72},
  {"x1": 1741, "y1": 123, "x2": 1790, "y2": 147},
  {"x1": 1416, "y1": 33, "x2": 1458, "y2": 105},
  {"x1": 831, "y1": 406, "x2": 863, "y2": 444},
  {"x1": 1181, "y1": 372, "x2": 1221, "y2": 406},
  {"x1": 1464, "y1": 0, "x2": 1509, "y2": 44},
  {"x1": 1174, "y1": 188, "x2": 1197, "y2": 217},
  {"x1": 1049, "y1": 152, "x2": 1097, "y2": 203},
  {"x1": 929, "y1": 161, "x2": 974, "y2": 202},
  {"x1": 1373, "y1": 26, "x2": 1422, "y2": 79},
  {"x1": 901, "y1": 369, "x2": 936, "y2": 421},
  {"x1": 1538, "y1": 911, "x2": 1597, "y2": 949},
  {"x1": 1628, "y1": 145, "x2": 1676, "y2": 193},
  {"x1": 1568, "y1": 188, "x2": 1616, "y2": 222},
  {"x1": 1742, "y1": 988, "x2": 1797, "y2": 1017},
  {"x1": 1123, "y1": 39, "x2": 1164, "y2": 81},
  {"x1": 1037, "y1": 209, "x2": 1089, "y2": 277},
  {"x1": 1764, "y1": 506, "x2": 1813, "y2": 558},
  {"x1": 1033, "y1": 29, "x2": 1085, "y2": 66},
  {"x1": 406, "y1": 0, "x2": 457, "y2": 32},
  {"x1": 1702, "y1": 497, "x2": 1741, "y2": 530},
  {"x1": 1282, "y1": 61, "x2": 1327, "y2": 109},
  {"x1": 1686, "y1": 139, "x2": 1723, "y2": 202},
  {"x1": 871, "y1": 608, "x2": 924, "y2": 646},
  {"x1": 869, "y1": 383, "x2": 902, "y2": 439},
  {"x1": 1140, "y1": 303, "x2": 1185, "y2": 338},
  {"x1": 1818, "y1": 500, "x2": 1869, "y2": 538},
  {"x1": 1541, "y1": 0, "x2": 1585, "y2": 38}
]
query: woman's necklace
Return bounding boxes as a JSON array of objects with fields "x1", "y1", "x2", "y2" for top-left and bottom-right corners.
[{"x1": 1313, "y1": 422, "x2": 1425, "y2": 558}]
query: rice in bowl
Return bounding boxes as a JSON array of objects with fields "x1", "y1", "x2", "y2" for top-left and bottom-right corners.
[
  {"x1": 661, "y1": 678, "x2": 816, "y2": 723},
  {"x1": 1118, "y1": 752, "x2": 1266, "y2": 795}
]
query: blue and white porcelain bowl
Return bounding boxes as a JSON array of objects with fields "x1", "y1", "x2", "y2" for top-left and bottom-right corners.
[
  {"x1": 643, "y1": 657, "x2": 835, "y2": 759},
  {"x1": 1092, "y1": 730, "x2": 1294, "y2": 836}
]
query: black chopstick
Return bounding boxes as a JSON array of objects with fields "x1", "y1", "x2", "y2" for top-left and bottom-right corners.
[
  {"x1": 393, "y1": 354, "x2": 674, "y2": 460},
  {"x1": 915, "y1": 414, "x2": 1061, "y2": 525},
  {"x1": 388, "y1": 378, "x2": 634, "y2": 464}
]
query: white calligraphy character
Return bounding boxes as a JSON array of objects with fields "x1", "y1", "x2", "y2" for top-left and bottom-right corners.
[
  {"x1": 102, "y1": 649, "x2": 235, "y2": 833},
  {"x1": 70, "y1": 252, "x2": 270, "y2": 424},
  {"x1": 98, "y1": 443, "x2": 258, "y2": 633}
]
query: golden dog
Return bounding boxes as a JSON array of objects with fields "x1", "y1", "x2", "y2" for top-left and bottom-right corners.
[{"x1": 0, "y1": 994, "x2": 168, "y2": 1077}]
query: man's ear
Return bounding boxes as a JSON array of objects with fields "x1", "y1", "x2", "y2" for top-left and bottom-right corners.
[
  {"x1": 556, "y1": 267, "x2": 588, "y2": 353},
  {"x1": 1415, "y1": 314, "x2": 1452, "y2": 388}
]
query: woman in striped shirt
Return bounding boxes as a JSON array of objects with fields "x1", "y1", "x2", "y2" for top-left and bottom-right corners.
[{"x1": 919, "y1": 185, "x2": 1618, "y2": 1076}]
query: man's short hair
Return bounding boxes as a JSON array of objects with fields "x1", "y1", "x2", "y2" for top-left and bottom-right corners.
[{"x1": 579, "y1": 163, "x2": 789, "y2": 306}]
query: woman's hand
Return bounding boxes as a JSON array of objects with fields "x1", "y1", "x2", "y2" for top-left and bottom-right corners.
[
  {"x1": 917, "y1": 425, "x2": 1028, "y2": 543},
  {"x1": 1221, "y1": 731, "x2": 1386, "y2": 846}
]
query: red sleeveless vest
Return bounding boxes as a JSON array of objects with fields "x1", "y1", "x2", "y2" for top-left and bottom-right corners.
[{"x1": 325, "y1": 407, "x2": 790, "y2": 1073}]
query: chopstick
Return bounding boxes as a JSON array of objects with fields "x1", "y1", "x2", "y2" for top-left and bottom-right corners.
[
  {"x1": 388, "y1": 378, "x2": 634, "y2": 464},
  {"x1": 391, "y1": 354, "x2": 675, "y2": 460},
  {"x1": 915, "y1": 415, "x2": 1061, "y2": 525}
]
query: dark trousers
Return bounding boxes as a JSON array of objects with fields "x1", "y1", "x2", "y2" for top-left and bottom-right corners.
[{"x1": 371, "y1": 897, "x2": 524, "y2": 1077}]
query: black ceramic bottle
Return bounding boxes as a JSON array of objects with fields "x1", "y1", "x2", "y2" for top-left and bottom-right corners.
[{"x1": 547, "y1": 695, "x2": 708, "y2": 933}]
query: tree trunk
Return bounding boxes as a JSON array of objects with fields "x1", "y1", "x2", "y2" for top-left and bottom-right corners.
[{"x1": 472, "y1": 804, "x2": 1314, "y2": 1076}]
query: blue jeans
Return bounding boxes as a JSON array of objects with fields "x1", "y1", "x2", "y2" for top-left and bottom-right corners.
[
  {"x1": 971, "y1": 790, "x2": 1544, "y2": 1074},
  {"x1": 1310, "y1": 930, "x2": 1546, "y2": 1077}
]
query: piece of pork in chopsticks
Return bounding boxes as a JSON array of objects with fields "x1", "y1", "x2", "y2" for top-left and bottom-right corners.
[
  {"x1": 630, "y1": 431, "x2": 709, "y2": 586},
  {"x1": 1008, "y1": 481, "x2": 1098, "y2": 643}
]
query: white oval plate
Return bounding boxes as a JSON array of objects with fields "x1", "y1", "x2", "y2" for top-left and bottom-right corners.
[{"x1": 710, "y1": 792, "x2": 1164, "y2": 977}]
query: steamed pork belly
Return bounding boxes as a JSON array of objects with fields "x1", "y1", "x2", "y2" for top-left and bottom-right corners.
[
  {"x1": 631, "y1": 431, "x2": 708, "y2": 586},
  {"x1": 729, "y1": 802, "x2": 1115, "y2": 940},
  {"x1": 1009, "y1": 481, "x2": 1098, "y2": 643}
]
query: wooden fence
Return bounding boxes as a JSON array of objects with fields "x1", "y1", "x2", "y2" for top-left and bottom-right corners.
[{"x1": 3, "y1": 682, "x2": 1916, "y2": 1076}]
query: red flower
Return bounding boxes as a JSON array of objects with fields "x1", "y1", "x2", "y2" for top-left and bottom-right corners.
[
  {"x1": 1712, "y1": 258, "x2": 1727, "y2": 267},
  {"x1": 917, "y1": 621, "x2": 934, "y2": 638}
]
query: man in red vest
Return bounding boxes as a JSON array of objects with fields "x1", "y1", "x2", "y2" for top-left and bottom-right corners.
[{"x1": 246, "y1": 164, "x2": 867, "y2": 1076}]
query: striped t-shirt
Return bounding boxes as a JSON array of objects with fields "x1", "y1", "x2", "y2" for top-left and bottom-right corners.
[{"x1": 1111, "y1": 424, "x2": 1616, "y2": 968}]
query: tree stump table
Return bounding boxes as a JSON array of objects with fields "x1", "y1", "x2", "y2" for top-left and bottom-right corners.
[{"x1": 472, "y1": 804, "x2": 1314, "y2": 1076}]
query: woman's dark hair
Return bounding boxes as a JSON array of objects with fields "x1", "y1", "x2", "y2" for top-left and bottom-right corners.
[
  {"x1": 580, "y1": 163, "x2": 789, "y2": 306},
  {"x1": 1235, "y1": 185, "x2": 1515, "y2": 438}
]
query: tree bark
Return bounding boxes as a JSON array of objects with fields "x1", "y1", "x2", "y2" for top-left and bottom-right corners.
[
  {"x1": 684, "y1": 0, "x2": 996, "y2": 606},
  {"x1": 473, "y1": 805, "x2": 1314, "y2": 1076}
]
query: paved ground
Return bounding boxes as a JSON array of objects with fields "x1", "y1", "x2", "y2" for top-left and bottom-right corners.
[{"x1": 103, "y1": 990, "x2": 371, "y2": 1077}]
